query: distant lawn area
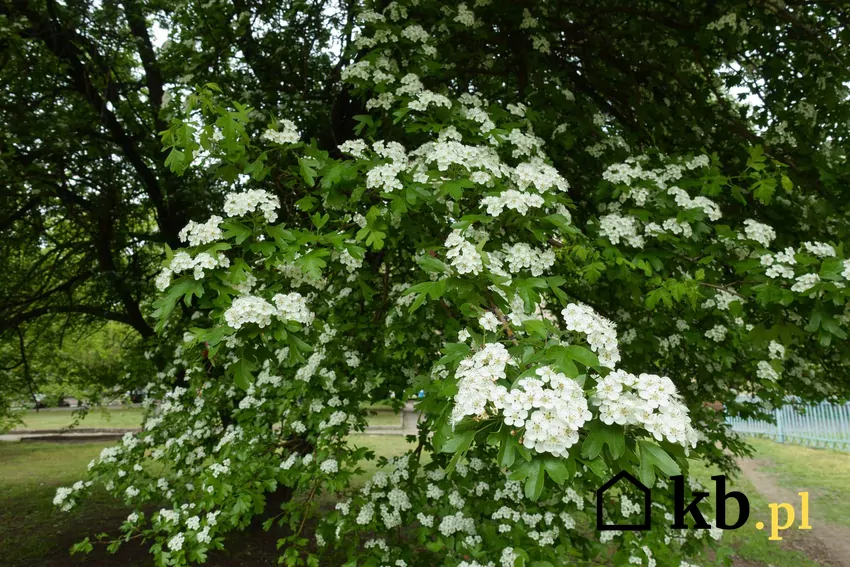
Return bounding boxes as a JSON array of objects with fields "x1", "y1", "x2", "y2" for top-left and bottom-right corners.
[
  {"x1": 744, "y1": 437, "x2": 850, "y2": 528},
  {"x1": 0, "y1": 434, "x2": 416, "y2": 567},
  {"x1": 6, "y1": 422, "x2": 850, "y2": 567},
  {"x1": 363, "y1": 409, "x2": 403, "y2": 427},
  {"x1": 5, "y1": 431, "x2": 842, "y2": 567},
  {"x1": 12, "y1": 408, "x2": 145, "y2": 430},
  {"x1": 12, "y1": 407, "x2": 405, "y2": 431}
]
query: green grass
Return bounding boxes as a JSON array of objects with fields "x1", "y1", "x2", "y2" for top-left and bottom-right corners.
[
  {"x1": 744, "y1": 437, "x2": 850, "y2": 528},
  {"x1": 13, "y1": 408, "x2": 145, "y2": 430},
  {"x1": 687, "y1": 459, "x2": 824, "y2": 567},
  {"x1": 364, "y1": 411, "x2": 403, "y2": 427},
  {"x1": 12, "y1": 407, "x2": 404, "y2": 430},
  {"x1": 1, "y1": 435, "x2": 838, "y2": 567},
  {"x1": 0, "y1": 435, "x2": 419, "y2": 567},
  {"x1": 0, "y1": 442, "x2": 139, "y2": 567},
  {"x1": 348, "y1": 434, "x2": 420, "y2": 480}
]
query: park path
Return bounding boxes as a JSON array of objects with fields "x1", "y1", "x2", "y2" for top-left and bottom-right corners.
[{"x1": 737, "y1": 457, "x2": 850, "y2": 566}]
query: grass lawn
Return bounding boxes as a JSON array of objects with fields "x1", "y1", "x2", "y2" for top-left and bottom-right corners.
[
  {"x1": 12, "y1": 407, "x2": 405, "y2": 430},
  {"x1": 363, "y1": 410, "x2": 403, "y2": 427},
  {"x1": 1, "y1": 434, "x2": 840, "y2": 567},
  {"x1": 687, "y1": 459, "x2": 824, "y2": 567},
  {"x1": 744, "y1": 437, "x2": 850, "y2": 528},
  {"x1": 0, "y1": 435, "x2": 419, "y2": 567},
  {"x1": 13, "y1": 408, "x2": 146, "y2": 430}
]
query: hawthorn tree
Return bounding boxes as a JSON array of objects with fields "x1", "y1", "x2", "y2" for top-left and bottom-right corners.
[{"x1": 3, "y1": 0, "x2": 850, "y2": 565}]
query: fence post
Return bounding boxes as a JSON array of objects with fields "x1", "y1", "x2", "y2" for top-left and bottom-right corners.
[{"x1": 775, "y1": 407, "x2": 785, "y2": 444}]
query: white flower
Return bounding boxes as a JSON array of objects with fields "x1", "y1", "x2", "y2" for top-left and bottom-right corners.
[
  {"x1": 791, "y1": 273, "x2": 819, "y2": 293},
  {"x1": 802, "y1": 241, "x2": 836, "y2": 258},
  {"x1": 599, "y1": 213, "x2": 645, "y2": 248},
  {"x1": 339, "y1": 139, "x2": 369, "y2": 158},
  {"x1": 740, "y1": 219, "x2": 776, "y2": 248},
  {"x1": 757, "y1": 360, "x2": 780, "y2": 381},
  {"x1": 167, "y1": 533, "x2": 185, "y2": 551},
  {"x1": 320, "y1": 459, "x2": 339, "y2": 474},
  {"x1": 562, "y1": 303, "x2": 620, "y2": 368},
  {"x1": 445, "y1": 230, "x2": 483, "y2": 275},
  {"x1": 224, "y1": 296, "x2": 278, "y2": 329},
  {"x1": 272, "y1": 292, "x2": 314, "y2": 325},
  {"x1": 261, "y1": 120, "x2": 300, "y2": 145},
  {"x1": 455, "y1": 3, "x2": 476, "y2": 26},
  {"x1": 594, "y1": 370, "x2": 698, "y2": 447},
  {"x1": 179, "y1": 215, "x2": 223, "y2": 247},
  {"x1": 223, "y1": 189, "x2": 280, "y2": 223},
  {"x1": 705, "y1": 325, "x2": 727, "y2": 342},
  {"x1": 479, "y1": 312, "x2": 500, "y2": 332},
  {"x1": 502, "y1": 243, "x2": 556, "y2": 276},
  {"x1": 768, "y1": 340, "x2": 785, "y2": 360}
]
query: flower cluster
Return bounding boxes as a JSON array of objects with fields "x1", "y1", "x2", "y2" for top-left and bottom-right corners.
[
  {"x1": 493, "y1": 366, "x2": 592, "y2": 457},
  {"x1": 157, "y1": 250, "x2": 231, "y2": 290},
  {"x1": 761, "y1": 247, "x2": 797, "y2": 279},
  {"x1": 561, "y1": 303, "x2": 620, "y2": 368},
  {"x1": 802, "y1": 241, "x2": 836, "y2": 258},
  {"x1": 272, "y1": 292, "x2": 315, "y2": 325},
  {"x1": 593, "y1": 370, "x2": 699, "y2": 447},
  {"x1": 445, "y1": 230, "x2": 483, "y2": 275},
  {"x1": 599, "y1": 213, "x2": 645, "y2": 248},
  {"x1": 740, "y1": 219, "x2": 776, "y2": 248},
  {"x1": 791, "y1": 273, "x2": 820, "y2": 293},
  {"x1": 451, "y1": 343, "x2": 515, "y2": 424},
  {"x1": 756, "y1": 360, "x2": 780, "y2": 381},
  {"x1": 224, "y1": 292, "x2": 313, "y2": 329},
  {"x1": 178, "y1": 215, "x2": 223, "y2": 247},
  {"x1": 260, "y1": 120, "x2": 300, "y2": 145},
  {"x1": 223, "y1": 189, "x2": 280, "y2": 223},
  {"x1": 501, "y1": 243, "x2": 556, "y2": 276}
]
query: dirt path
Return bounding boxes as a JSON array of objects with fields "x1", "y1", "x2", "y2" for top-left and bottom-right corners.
[{"x1": 738, "y1": 457, "x2": 850, "y2": 566}]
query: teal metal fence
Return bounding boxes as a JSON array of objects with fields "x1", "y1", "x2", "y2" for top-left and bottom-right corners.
[{"x1": 726, "y1": 401, "x2": 850, "y2": 452}]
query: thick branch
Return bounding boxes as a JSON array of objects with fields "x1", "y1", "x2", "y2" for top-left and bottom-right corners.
[
  {"x1": 122, "y1": 0, "x2": 167, "y2": 133},
  {"x1": 1, "y1": 306, "x2": 141, "y2": 334}
]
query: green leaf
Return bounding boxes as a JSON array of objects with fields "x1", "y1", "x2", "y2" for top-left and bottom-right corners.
[
  {"x1": 498, "y1": 434, "x2": 516, "y2": 468},
  {"x1": 440, "y1": 429, "x2": 475, "y2": 454},
  {"x1": 438, "y1": 179, "x2": 474, "y2": 200},
  {"x1": 295, "y1": 248, "x2": 330, "y2": 280},
  {"x1": 563, "y1": 345, "x2": 599, "y2": 368},
  {"x1": 437, "y1": 342, "x2": 471, "y2": 366},
  {"x1": 295, "y1": 195, "x2": 317, "y2": 212},
  {"x1": 299, "y1": 157, "x2": 318, "y2": 186},
  {"x1": 230, "y1": 357, "x2": 256, "y2": 390},
  {"x1": 417, "y1": 254, "x2": 450, "y2": 274},
  {"x1": 582, "y1": 421, "x2": 625, "y2": 460},
  {"x1": 310, "y1": 212, "x2": 330, "y2": 229},
  {"x1": 524, "y1": 459, "x2": 545, "y2": 501},
  {"x1": 821, "y1": 316, "x2": 847, "y2": 339},
  {"x1": 820, "y1": 258, "x2": 844, "y2": 280},
  {"x1": 542, "y1": 457, "x2": 570, "y2": 485},
  {"x1": 638, "y1": 440, "x2": 681, "y2": 487},
  {"x1": 577, "y1": 457, "x2": 607, "y2": 479},
  {"x1": 221, "y1": 220, "x2": 252, "y2": 244},
  {"x1": 752, "y1": 177, "x2": 777, "y2": 204}
]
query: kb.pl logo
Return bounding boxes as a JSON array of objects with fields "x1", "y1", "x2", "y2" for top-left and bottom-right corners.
[{"x1": 596, "y1": 471, "x2": 812, "y2": 540}]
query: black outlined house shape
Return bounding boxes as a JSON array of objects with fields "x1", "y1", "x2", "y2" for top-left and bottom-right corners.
[{"x1": 596, "y1": 471, "x2": 651, "y2": 531}]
